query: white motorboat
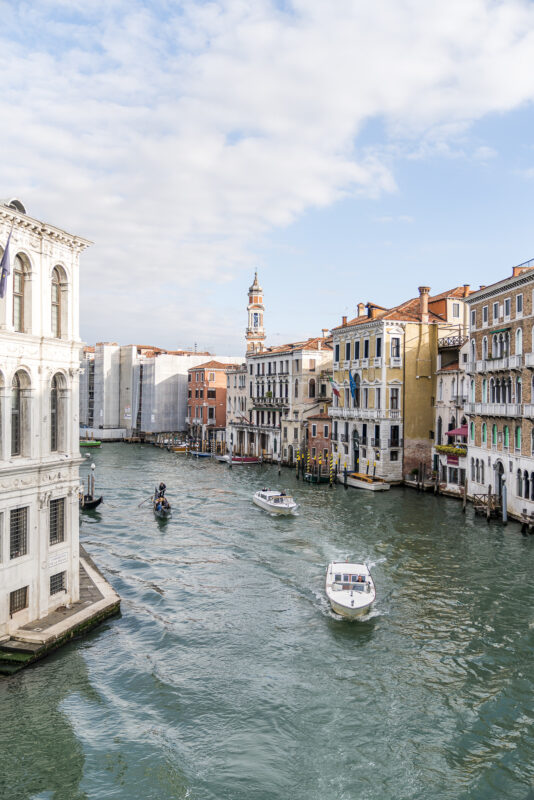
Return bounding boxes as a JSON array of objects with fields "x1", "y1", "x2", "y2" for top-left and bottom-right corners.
[
  {"x1": 325, "y1": 561, "x2": 376, "y2": 619},
  {"x1": 252, "y1": 489, "x2": 298, "y2": 515},
  {"x1": 345, "y1": 472, "x2": 390, "y2": 491}
]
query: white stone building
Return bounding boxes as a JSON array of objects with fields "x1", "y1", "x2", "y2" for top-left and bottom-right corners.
[
  {"x1": 225, "y1": 364, "x2": 248, "y2": 452},
  {"x1": 432, "y1": 339, "x2": 469, "y2": 495},
  {"x1": 0, "y1": 198, "x2": 90, "y2": 636}
]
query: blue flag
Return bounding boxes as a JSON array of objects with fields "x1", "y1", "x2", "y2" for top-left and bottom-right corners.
[
  {"x1": 0, "y1": 230, "x2": 12, "y2": 299},
  {"x1": 349, "y1": 370, "x2": 356, "y2": 401}
]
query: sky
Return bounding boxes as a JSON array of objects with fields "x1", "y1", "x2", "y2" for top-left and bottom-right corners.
[{"x1": 2, "y1": 0, "x2": 534, "y2": 354}]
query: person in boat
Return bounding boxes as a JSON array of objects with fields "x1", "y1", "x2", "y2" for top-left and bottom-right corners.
[
  {"x1": 280, "y1": 490, "x2": 286, "y2": 496},
  {"x1": 157, "y1": 482, "x2": 167, "y2": 498}
]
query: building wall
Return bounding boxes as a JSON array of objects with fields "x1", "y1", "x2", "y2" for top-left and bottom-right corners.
[{"x1": 0, "y1": 202, "x2": 89, "y2": 635}]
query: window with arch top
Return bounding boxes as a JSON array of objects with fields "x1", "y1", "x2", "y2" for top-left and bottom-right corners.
[
  {"x1": 13, "y1": 255, "x2": 27, "y2": 333},
  {"x1": 51, "y1": 268, "x2": 61, "y2": 338}
]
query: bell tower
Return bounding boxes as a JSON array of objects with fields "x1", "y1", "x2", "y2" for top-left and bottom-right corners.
[{"x1": 246, "y1": 272, "x2": 265, "y2": 353}]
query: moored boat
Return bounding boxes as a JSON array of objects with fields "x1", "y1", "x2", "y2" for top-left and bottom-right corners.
[
  {"x1": 325, "y1": 561, "x2": 376, "y2": 618},
  {"x1": 171, "y1": 444, "x2": 188, "y2": 453},
  {"x1": 189, "y1": 450, "x2": 212, "y2": 458},
  {"x1": 252, "y1": 489, "x2": 298, "y2": 515},
  {"x1": 80, "y1": 440, "x2": 101, "y2": 448},
  {"x1": 345, "y1": 472, "x2": 390, "y2": 491},
  {"x1": 217, "y1": 454, "x2": 261, "y2": 465},
  {"x1": 304, "y1": 472, "x2": 330, "y2": 484},
  {"x1": 80, "y1": 495, "x2": 103, "y2": 510}
]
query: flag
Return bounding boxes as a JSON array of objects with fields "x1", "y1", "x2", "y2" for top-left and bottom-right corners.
[
  {"x1": 0, "y1": 230, "x2": 12, "y2": 299},
  {"x1": 349, "y1": 370, "x2": 357, "y2": 401},
  {"x1": 328, "y1": 376, "x2": 340, "y2": 398}
]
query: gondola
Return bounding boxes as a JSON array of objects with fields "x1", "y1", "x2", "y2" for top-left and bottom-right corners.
[
  {"x1": 80, "y1": 494, "x2": 103, "y2": 510},
  {"x1": 153, "y1": 485, "x2": 171, "y2": 519}
]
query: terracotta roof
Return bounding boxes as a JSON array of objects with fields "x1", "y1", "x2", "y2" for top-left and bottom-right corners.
[
  {"x1": 251, "y1": 336, "x2": 333, "y2": 355},
  {"x1": 332, "y1": 286, "x2": 468, "y2": 331},
  {"x1": 188, "y1": 360, "x2": 237, "y2": 371},
  {"x1": 438, "y1": 361, "x2": 459, "y2": 372},
  {"x1": 306, "y1": 412, "x2": 331, "y2": 421}
]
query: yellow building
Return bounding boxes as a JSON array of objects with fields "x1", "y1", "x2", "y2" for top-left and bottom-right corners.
[{"x1": 329, "y1": 286, "x2": 469, "y2": 482}]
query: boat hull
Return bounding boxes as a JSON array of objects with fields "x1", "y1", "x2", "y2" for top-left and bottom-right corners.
[
  {"x1": 327, "y1": 595, "x2": 374, "y2": 618},
  {"x1": 345, "y1": 474, "x2": 390, "y2": 491},
  {"x1": 189, "y1": 451, "x2": 212, "y2": 458},
  {"x1": 80, "y1": 495, "x2": 103, "y2": 510},
  {"x1": 80, "y1": 441, "x2": 101, "y2": 448},
  {"x1": 252, "y1": 496, "x2": 297, "y2": 515}
]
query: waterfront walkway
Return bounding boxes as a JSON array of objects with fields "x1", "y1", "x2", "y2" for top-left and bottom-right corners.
[{"x1": 0, "y1": 545, "x2": 120, "y2": 675}]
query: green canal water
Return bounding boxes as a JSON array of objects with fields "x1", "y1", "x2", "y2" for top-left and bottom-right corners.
[{"x1": 1, "y1": 444, "x2": 534, "y2": 800}]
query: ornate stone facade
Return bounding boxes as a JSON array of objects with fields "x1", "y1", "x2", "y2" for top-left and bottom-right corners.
[{"x1": 0, "y1": 199, "x2": 90, "y2": 635}]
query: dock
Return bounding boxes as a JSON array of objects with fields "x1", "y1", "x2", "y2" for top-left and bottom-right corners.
[{"x1": 0, "y1": 545, "x2": 120, "y2": 676}]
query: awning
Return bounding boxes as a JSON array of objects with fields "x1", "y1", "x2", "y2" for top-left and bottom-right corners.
[
  {"x1": 446, "y1": 425, "x2": 468, "y2": 437},
  {"x1": 491, "y1": 327, "x2": 511, "y2": 334}
]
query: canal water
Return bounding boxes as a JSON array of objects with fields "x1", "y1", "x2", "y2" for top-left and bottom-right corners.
[{"x1": 1, "y1": 444, "x2": 534, "y2": 800}]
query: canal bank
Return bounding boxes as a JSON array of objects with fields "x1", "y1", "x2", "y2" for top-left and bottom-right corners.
[{"x1": 0, "y1": 544, "x2": 120, "y2": 675}]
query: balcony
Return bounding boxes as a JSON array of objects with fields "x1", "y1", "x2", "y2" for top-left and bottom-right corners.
[
  {"x1": 340, "y1": 434, "x2": 348, "y2": 443},
  {"x1": 388, "y1": 438, "x2": 403, "y2": 448},
  {"x1": 525, "y1": 353, "x2": 534, "y2": 368},
  {"x1": 370, "y1": 438, "x2": 381, "y2": 448},
  {"x1": 465, "y1": 402, "x2": 523, "y2": 416},
  {"x1": 450, "y1": 395, "x2": 468, "y2": 407}
]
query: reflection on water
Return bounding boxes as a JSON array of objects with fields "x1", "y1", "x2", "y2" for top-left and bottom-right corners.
[{"x1": 2, "y1": 444, "x2": 534, "y2": 800}]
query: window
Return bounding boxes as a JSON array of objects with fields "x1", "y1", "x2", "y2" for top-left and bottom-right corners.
[
  {"x1": 470, "y1": 422, "x2": 475, "y2": 441},
  {"x1": 390, "y1": 387, "x2": 399, "y2": 409},
  {"x1": 517, "y1": 294, "x2": 523, "y2": 316},
  {"x1": 9, "y1": 586, "x2": 28, "y2": 615},
  {"x1": 10, "y1": 507, "x2": 28, "y2": 559},
  {"x1": 188, "y1": 373, "x2": 192, "y2": 382},
  {"x1": 323, "y1": 425, "x2": 329, "y2": 437},
  {"x1": 312, "y1": 424, "x2": 317, "y2": 436},
  {"x1": 208, "y1": 372, "x2": 215, "y2": 381},
  {"x1": 207, "y1": 389, "x2": 216, "y2": 399},
  {"x1": 309, "y1": 379, "x2": 316, "y2": 398},
  {"x1": 11, "y1": 372, "x2": 22, "y2": 456},
  {"x1": 309, "y1": 359, "x2": 316, "y2": 371},
  {"x1": 50, "y1": 374, "x2": 59, "y2": 451},
  {"x1": 354, "y1": 340, "x2": 360, "y2": 359},
  {"x1": 376, "y1": 388, "x2": 381, "y2": 409},
  {"x1": 51, "y1": 267, "x2": 61, "y2": 337},
  {"x1": 516, "y1": 328, "x2": 523, "y2": 356},
  {"x1": 283, "y1": 427, "x2": 287, "y2": 440},
  {"x1": 515, "y1": 426, "x2": 521, "y2": 452},
  {"x1": 311, "y1": 447, "x2": 316, "y2": 458},
  {"x1": 50, "y1": 571, "x2": 66, "y2": 595},
  {"x1": 504, "y1": 426, "x2": 509, "y2": 448},
  {"x1": 363, "y1": 388, "x2": 369, "y2": 408},
  {"x1": 391, "y1": 338, "x2": 400, "y2": 358},
  {"x1": 504, "y1": 298, "x2": 511, "y2": 318},
  {"x1": 334, "y1": 344, "x2": 340, "y2": 363},
  {"x1": 364, "y1": 339, "x2": 369, "y2": 359},
  {"x1": 376, "y1": 337, "x2": 382, "y2": 358},
  {"x1": 294, "y1": 380, "x2": 298, "y2": 398},
  {"x1": 13, "y1": 256, "x2": 26, "y2": 333},
  {"x1": 482, "y1": 422, "x2": 487, "y2": 444},
  {"x1": 50, "y1": 498, "x2": 65, "y2": 545},
  {"x1": 493, "y1": 301, "x2": 499, "y2": 321},
  {"x1": 345, "y1": 342, "x2": 351, "y2": 361},
  {"x1": 482, "y1": 305, "x2": 488, "y2": 325},
  {"x1": 492, "y1": 424, "x2": 497, "y2": 445},
  {"x1": 452, "y1": 302, "x2": 460, "y2": 317},
  {"x1": 390, "y1": 450, "x2": 399, "y2": 461},
  {"x1": 482, "y1": 337, "x2": 488, "y2": 360},
  {"x1": 470, "y1": 309, "x2": 476, "y2": 329},
  {"x1": 199, "y1": 389, "x2": 204, "y2": 399},
  {"x1": 293, "y1": 428, "x2": 298, "y2": 440}
]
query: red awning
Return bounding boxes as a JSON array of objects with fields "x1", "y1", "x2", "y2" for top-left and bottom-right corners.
[{"x1": 446, "y1": 425, "x2": 468, "y2": 437}]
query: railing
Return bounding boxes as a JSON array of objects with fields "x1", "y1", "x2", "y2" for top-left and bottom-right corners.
[
  {"x1": 389, "y1": 357, "x2": 402, "y2": 367},
  {"x1": 388, "y1": 439, "x2": 403, "y2": 448},
  {"x1": 523, "y1": 404, "x2": 534, "y2": 416},
  {"x1": 360, "y1": 437, "x2": 368, "y2": 445},
  {"x1": 438, "y1": 335, "x2": 468, "y2": 349},
  {"x1": 466, "y1": 402, "x2": 523, "y2": 416},
  {"x1": 328, "y1": 407, "x2": 400, "y2": 420},
  {"x1": 451, "y1": 395, "x2": 468, "y2": 406},
  {"x1": 340, "y1": 434, "x2": 348, "y2": 443},
  {"x1": 371, "y1": 438, "x2": 381, "y2": 447},
  {"x1": 525, "y1": 353, "x2": 534, "y2": 368}
]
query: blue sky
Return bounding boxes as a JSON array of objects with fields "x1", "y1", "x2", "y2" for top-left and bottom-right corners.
[{"x1": 2, "y1": 0, "x2": 534, "y2": 353}]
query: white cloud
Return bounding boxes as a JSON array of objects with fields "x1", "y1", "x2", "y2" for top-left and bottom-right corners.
[{"x1": 1, "y1": 0, "x2": 534, "y2": 347}]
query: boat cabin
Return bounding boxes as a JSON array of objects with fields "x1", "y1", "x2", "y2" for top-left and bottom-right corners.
[
  {"x1": 257, "y1": 491, "x2": 293, "y2": 504},
  {"x1": 332, "y1": 573, "x2": 370, "y2": 591}
]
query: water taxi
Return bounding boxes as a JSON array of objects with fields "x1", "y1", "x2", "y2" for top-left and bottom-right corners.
[
  {"x1": 252, "y1": 489, "x2": 298, "y2": 515},
  {"x1": 345, "y1": 472, "x2": 390, "y2": 491},
  {"x1": 325, "y1": 561, "x2": 376, "y2": 618}
]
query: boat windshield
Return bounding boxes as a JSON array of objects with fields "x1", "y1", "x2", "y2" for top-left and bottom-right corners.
[{"x1": 332, "y1": 582, "x2": 367, "y2": 592}]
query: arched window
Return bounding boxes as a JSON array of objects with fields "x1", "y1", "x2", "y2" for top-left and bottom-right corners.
[
  {"x1": 449, "y1": 416, "x2": 456, "y2": 431},
  {"x1": 471, "y1": 457, "x2": 475, "y2": 481},
  {"x1": 531, "y1": 473, "x2": 534, "y2": 501},
  {"x1": 51, "y1": 267, "x2": 61, "y2": 337},
  {"x1": 437, "y1": 416, "x2": 442, "y2": 445},
  {"x1": 294, "y1": 379, "x2": 298, "y2": 399},
  {"x1": 516, "y1": 378, "x2": 522, "y2": 404},
  {"x1": 517, "y1": 468, "x2": 523, "y2": 497},
  {"x1": 482, "y1": 378, "x2": 487, "y2": 403},
  {"x1": 452, "y1": 377, "x2": 456, "y2": 398},
  {"x1": 492, "y1": 334, "x2": 498, "y2": 358},
  {"x1": 516, "y1": 327, "x2": 523, "y2": 356},
  {"x1": 504, "y1": 426, "x2": 509, "y2": 449},
  {"x1": 50, "y1": 374, "x2": 66, "y2": 452},
  {"x1": 308, "y1": 379, "x2": 316, "y2": 399},
  {"x1": 11, "y1": 370, "x2": 30, "y2": 456},
  {"x1": 516, "y1": 426, "x2": 522, "y2": 452},
  {"x1": 354, "y1": 374, "x2": 360, "y2": 408},
  {"x1": 475, "y1": 459, "x2": 480, "y2": 482},
  {"x1": 470, "y1": 339, "x2": 476, "y2": 362},
  {"x1": 482, "y1": 423, "x2": 487, "y2": 445},
  {"x1": 470, "y1": 422, "x2": 475, "y2": 441},
  {"x1": 13, "y1": 255, "x2": 27, "y2": 333},
  {"x1": 524, "y1": 471, "x2": 530, "y2": 499},
  {"x1": 438, "y1": 378, "x2": 443, "y2": 401},
  {"x1": 490, "y1": 378, "x2": 495, "y2": 403},
  {"x1": 492, "y1": 424, "x2": 497, "y2": 446},
  {"x1": 480, "y1": 460, "x2": 485, "y2": 484},
  {"x1": 470, "y1": 380, "x2": 475, "y2": 403},
  {"x1": 482, "y1": 336, "x2": 488, "y2": 360}
]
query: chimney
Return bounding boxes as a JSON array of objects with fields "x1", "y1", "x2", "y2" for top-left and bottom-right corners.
[
  {"x1": 418, "y1": 286, "x2": 430, "y2": 323},
  {"x1": 342, "y1": 315, "x2": 347, "y2": 326},
  {"x1": 358, "y1": 302, "x2": 365, "y2": 316},
  {"x1": 463, "y1": 284, "x2": 470, "y2": 297},
  {"x1": 322, "y1": 328, "x2": 329, "y2": 338}
]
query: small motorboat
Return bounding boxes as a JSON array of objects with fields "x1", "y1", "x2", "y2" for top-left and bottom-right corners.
[
  {"x1": 345, "y1": 472, "x2": 390, "y2": 491},
  {"x1": 189, "y1": 450, "x2": 212, "y2": 458},
  {"x1": 252, "y1": 489, "x2": 298, "y2": 515},
  {"x1": 172, "y1": 445, "x2": 188, "y2": 453},
  {"x1": 325, "y1": 561, "x2": 376, "y2": 619},
  {"x1": 80, "y1": 439, "x2": 101, "y2": 448},
  {"x1": 304, "y1": 472, "x2": 330, "y2": 484}
]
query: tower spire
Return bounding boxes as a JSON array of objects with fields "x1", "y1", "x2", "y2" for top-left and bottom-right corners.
[{"x1": 246, "y1": 271, "x2": 265, "y2": 353}]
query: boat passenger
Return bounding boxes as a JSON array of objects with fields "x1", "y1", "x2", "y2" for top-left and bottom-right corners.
[
  {"x1": 280, "y1": 490, "x2": 286, "y2": 496},
  {"x1": 158, "y1": 482, "x2": 167, "y2": 498}
]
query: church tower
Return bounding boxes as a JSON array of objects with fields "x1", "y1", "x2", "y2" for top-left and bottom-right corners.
[{"x1": 246, "y1": 272, "x2": 266, "y2": 353}]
